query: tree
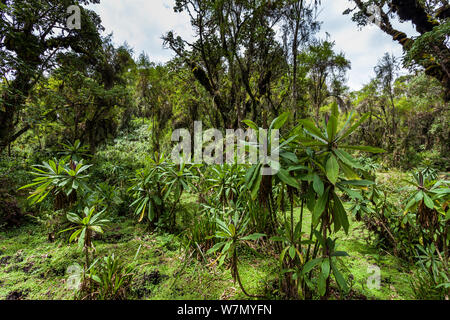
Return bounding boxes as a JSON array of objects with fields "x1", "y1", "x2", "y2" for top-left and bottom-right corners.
[
  {"x1": 163, "y1": 0, "x2": 289, "y2": 128},
  {"x1": 345, "y1": 0, "x2": 450, "y2": 101},
  {"x1": 350, "y1": 70, "x2": 449, "y2": 167},
  {"x1": 30, "y1": 36, "x2": 135, "y2": 151},
  {"x1": 297, "y1": 40, "x2": 351, "y2": 118},
  {"x1": 0, "y1": 0, "x2": 104, "y2": 152},
  {"x1": 281, "y1": 0, "x2": 321, "y2": 119},
  {"x1": 134, "y1": 53, "x2": 173, "y2": 155},
  {"x1": 374, "y1": 52, "x2": 400, "y2": 135}
]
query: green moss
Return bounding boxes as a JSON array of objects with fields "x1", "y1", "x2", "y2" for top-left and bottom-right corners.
[
  {"x1": 0, "y1": 196, "x2": 419, "y2": 300},
  {"x1": 0, "y1": 122, "x2": 426, "y2": 300},
  {"x1": 335, "y1": 221, "x2": 416, "y2": 300}
]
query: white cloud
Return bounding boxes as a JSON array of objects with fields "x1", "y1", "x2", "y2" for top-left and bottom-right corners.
[
  {"x1": 86, "y1": 0, "x2": 193, "y2": 62},
  {"x1": 318, "y1": 0, "x2": 417, "y2": 90},
  {"x1": 86, "y1": 0, "x2": 417, "y2": 91}
]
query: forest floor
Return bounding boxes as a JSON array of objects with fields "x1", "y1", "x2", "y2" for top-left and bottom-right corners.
[
  {"x1": 0, "y1": 197, "x2": 416, "y2": 300},
  {"x1": 0, "y1": 121, "x2": 419, "y2": 300}
]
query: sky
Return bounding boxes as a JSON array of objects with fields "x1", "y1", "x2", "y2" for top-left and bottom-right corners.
[{"x1": 86, "y1": 0, "x2": 418, "y2": 91}]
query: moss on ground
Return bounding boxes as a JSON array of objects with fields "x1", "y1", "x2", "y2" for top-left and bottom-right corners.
[{"x1": 0, "y1": 198, "x2": 417, "y2": 300}]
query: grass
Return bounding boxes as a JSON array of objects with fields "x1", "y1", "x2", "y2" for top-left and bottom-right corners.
[
  {"x1": 0, "y1": 212, "x2": 274, "y2": 300},
  {"x1": 281, "y1": 205, "x2": 417, "y2": 300},
  {"x1": 0, "y1": 195, "x2": 417, "y2": 300},
  {"x1": 0, "y1": 121, "x2": 422, "y2": 300},
  {"x1": 335, "y1": 219, "x2": 416, "y2": 300}
]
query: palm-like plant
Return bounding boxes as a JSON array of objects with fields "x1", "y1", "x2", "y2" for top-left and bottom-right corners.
[
  {"x1": 418, "y1": 159, "x2": 439, "y2": 181},
  {"x1": 161, "y1": 162, "x2": 196, "y2": 230},
  {"x1": 414, "y1": 243, "x2": 449, "y2": 299},
  {"x1": 85, "y1": 248, "x2": 141, "y2": 300},
  {"x1": 61, "y1": 206, "x2": 110, "y2": 268},
  {"x1": 95, "y1": 182, "x2": 123, "y2": 214},
  {"x1": 206, "y1": 164, "x2": 245, "y2": 206},
  {"x1": 244, "y1": 112, "x2": 300, "y2": 201},
  {"x1": 128, "y1": 154, "x2": 168, "y2": 224},
  {"x1": 403, "y1": 171, "x2": 449, "y2": 221},
  {"x1": 128, "y1": 165, "x2": 164, "y2": 224},
  {"x1": 349, "y1": 194, "x2": 374, "y2": 222},
  {"x1": 19, "y1": 158, "x2": 91, "y2": 209},
  {"x1": 129, "y1": 153, "x2": 198, "y2": 229},
  {"x1": 403, "y1": 171, "x2": 449, "y2": 269},
  {"x1": 293, "y1": 105, "x2": 384, "y2": 234},
  {"x1": 243, "y1": 105, "x2": 385, "y2": 298},
  {"x1": 207, "y1": 213, "x2": 265, "y2": 298},
  {"x1": 243, "y1": 112, "x2": 301, "y2": 236},
  {"x1": 58, "y1": 140, "x2": 91, "y2": 162},
  {"x1": 299, "y1": 233, "x2": 349, "y2": 297},
  {"x1": 291, "y1": 106, "x2": 384, "y2": 297}
]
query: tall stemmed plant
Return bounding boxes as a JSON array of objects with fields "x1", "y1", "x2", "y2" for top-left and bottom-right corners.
[
  {"x1": 293, "y1": 105, "x2": 384, "y2": 298},
  {"x1": 244, "y1": 105, "x2": 385, "y2": 298}
]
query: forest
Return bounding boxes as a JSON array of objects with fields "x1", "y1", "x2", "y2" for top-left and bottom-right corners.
[{"x1": 0, "y1": 0, "x2": 449, "y2": 301}]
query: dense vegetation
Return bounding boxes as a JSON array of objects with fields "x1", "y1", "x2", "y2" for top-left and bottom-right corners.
[{"x1": 0, "y1": 0, "x2": 448, "y2": 301}]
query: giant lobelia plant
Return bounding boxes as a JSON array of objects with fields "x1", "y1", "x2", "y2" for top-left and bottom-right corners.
[{"x1": 244, "y1": 104, "x2": 386, "y2": 298}]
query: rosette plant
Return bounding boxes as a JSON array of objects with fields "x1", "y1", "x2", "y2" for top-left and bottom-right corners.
[
  {"x1": 207, "y1": 212, "x2": 265, "y2": 298},
  {"x1": 61, "y1": 206, "x2": 110, "y2": 268},
  {"x1": 19, "y1": 158, "x2": 91, "y2": 210},
  {"x1": 243, "y1": 104, "x2": 385, "y2": 298}
]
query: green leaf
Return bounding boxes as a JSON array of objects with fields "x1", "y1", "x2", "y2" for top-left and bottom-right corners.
[
  {"x1": 78, "y1": 228, "x2": 86, "y2": 249},
  {"x1": 289, "y1": 246, "x2": 296, "y2": 260},
  {"x1": 331, "y1": 261, "x2": 349, "y2": 293},
  {"x1": 331, "y1": 102, "x2": 339, "y2": 118},
  {"x1": 280, "y1": 246, "x2": 290, "y2": 263},
  {"x1": 334, "y1": 149, "x2": 363, "y2": 170},
  {"x1": 318, "y1": 271, "x2": 327, "y2": 296},
  {"x1": 333, "y1": 193, "x2": 349, "y2": 234},
  {"x1": 207, "y1": 242, "x2": 225, "y2": 255},
  {"x1": 90, "y1": 226, "x2": 103, "y2": 234},
  {"x1": 68, "y1": 229, "x2": 81, "y2": 243},
  {"x1": 403, "y1": 195, "x2": 417, "y2": 214},
  {"x1": 222, "y1": 242, "x2": 231, "y2": 254},
  {"x1": 242, "y1": 120, "x2": 258, "y2": 130},
  {"x1": 415, "y1": 191, "x2": 424, "y2": 202},
  {"x1": 270, "y1": 112, "x2": 289, "y2": 130},
  {"x1": 250, "y1": 170, "x2": 263, "y2": 200},
  {"x1": 313, "y1": 186, "x2": 331, "y2": 227},
  {"x1": 67, "y1": 212, "x2": 82, "y2": 224},
  {"x1": 228, "y1": 224, "x2": 236, "y2": 237},
  {"x1": 280, "y1": 152, "x2": 298, "y2": 163},
  {"x1": 327, "y1": 115, "x2": 338, "y2": 141},
  {"x1": 298, "y1": 119, "x2": 328, "y2": 142},
  {"x1": 277, "y1": 169, "x2": 300, "y2": 189},
  {"x1": 336, "y1": 185, "x2": 363, "y2": 200},
  {"x1": 18, "y1": 181, "x2": 44, "y2": 191},
  {"x1": 337, "y1": 113, "x2": 369, "y2": 142},
  {"x1": 338, "y1": 161, "x2": 361, "y2": 180},
  {"x1": 326, "y1": 155, "x2": 339, "y2": 185},
  {"x1": 313, "y1": 174, "x2": 324, "y2": 197},
  {"x1": 137, "y1": 198, "x2": 148, "y2": 222},
  {"x1": 423, "y1": 192, "x2": 434, "y2": 210},
  {"x1": 245, "y1": 164, "x2": 258, "y2": 185},
  {"x1": 218, "y1": 253, "x2": 226, "y2": 267},
  {"x1": 241, "y1": 233, "x2": 266, "y2": 241},
  {"x1": 321, "y1": 259, "x2": 330, "y2": 278},
  {"x1": 338, "y1": 180, "x2": 374, "y2": 187},
  {"x1": 288, "y1": 165, "x2": 309, "y2": 172},
  {"x1": 331, "y1": 251, "x2": 349, "y2": 257},
  {"x1": 216, "y1": 219, "x2": 230, "y2": 235},
  {"x1": 301, "y1": 258, "x2": 323, "y2": 275}
]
